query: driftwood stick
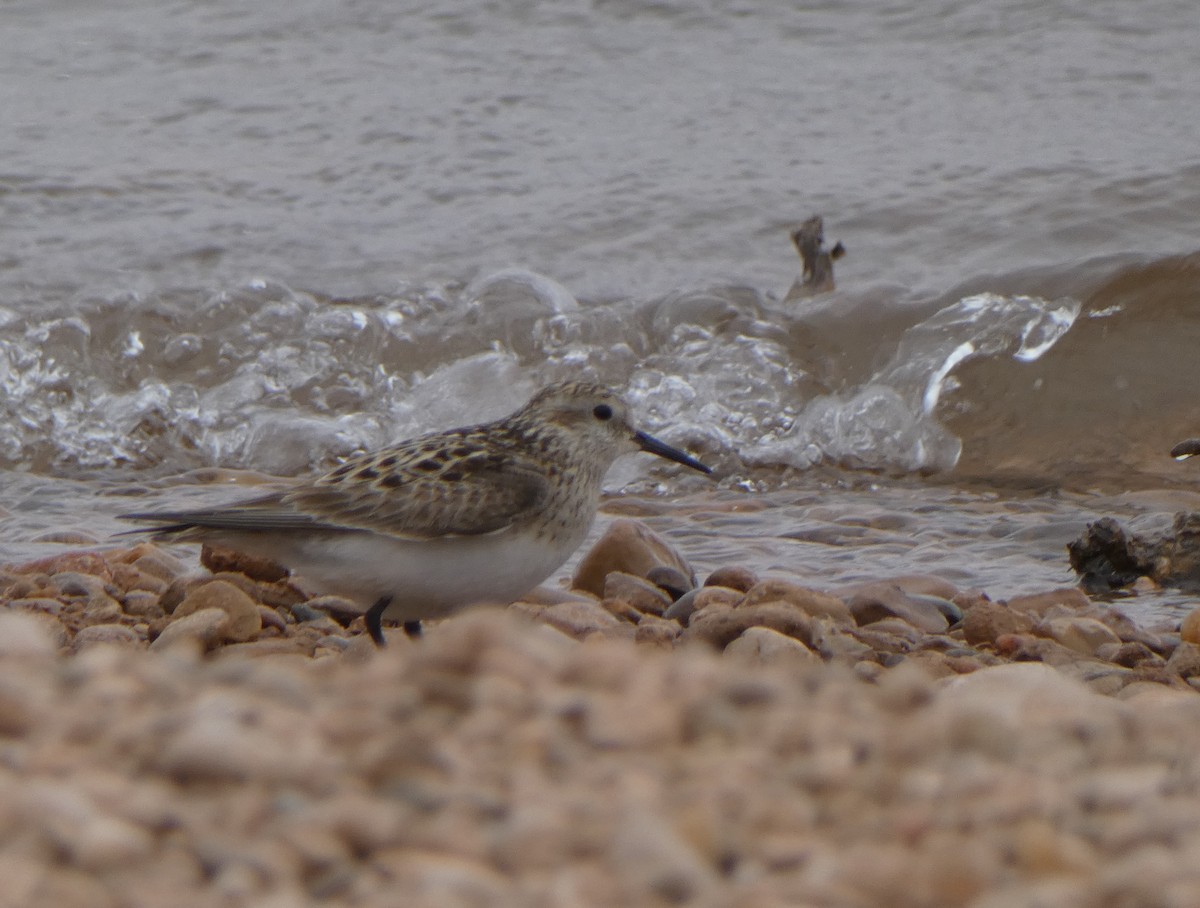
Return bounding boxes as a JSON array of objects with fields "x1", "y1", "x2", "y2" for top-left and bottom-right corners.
[{"x1": 785, "y1": 215, "x2": 845, "y2": 299}]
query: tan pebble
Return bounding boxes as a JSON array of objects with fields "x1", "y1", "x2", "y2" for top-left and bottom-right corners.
[
  {"x1": 73, "y1": 624, "x2": 140, "y2": 651},
  {"x1": 693, "y1": 586, "x2": 743, "y2": 610},
  {"x1": 885, "y1": 573, "x2": 960, "y2": 599},
  {"x1": 371, "y1": 850, "x2": 513, "y2": 904},
  {"x1": 1180, "y1": 607, "x2": 1200, "y2": 645},
  {"x1": 121, "y1": 590, "x2": 164, "y2": 619},
  {"x1": 254, "y1": 581, "x2": 306, "y2": 609},
  {"x1": 22, "y1": 783, "x2": 154, "y2": 872},
  {"x1": 82, "y1": 593, "x2": 123, "y2": 623},
  {"x1": 20, "y1": 865, "x2": 117, "y2": 908},
  {"x1": 683, "y1": 602, "x2": 816, "y2": 650},
  {"x1": 1083, "y1": 668, "x2": 1134, "y2": 696},
  {"x1": 158, "y1": 574, "x2": 203, "y2": 614},
  {"x1": 302, "y1": 594, "x2": 362, "y2": 625},
  {"x1": 1116, "y1": 680, "x2": 1175, "y2": 701},
  {"x1": 1165, "y1": 642, "x2": 1200, "y2": 678},
  {"x1": 130, "y1": 548, "x2": 187, "y2": 582},
  {"x1": 571, "y1": 518, "x2": 695, "y2": 597},
  {"x1": 1119, "y1": 683, "x2": 1200, "y2": 711},
  {"x1": 106, "y1": 542, "x2": 159, "y2": 564},
  {"x1": 634, "y1": 619, "x2": 680, "y2": 648},
  {"x1": 157, "y1": 690, "x2": 333, "y2": 784},
  {"x1": 257, "y1": 605, "x2": 288, "y2": 633},
  {"x1": 901, "y1": 650, "x2": 962, "y2": 679},
  {"x1": 1131, "y1": 575, "x2": 1160, "y2": 593},
  {"x1": 725, "y1": 626, "x2": 817, "y2": 665},
  {"x1": 0, "y1": 611, "x2": 61, "y2": 657},
  {"x1": 70, "y1": 815, "x2": 156, "y2": 872},
  {"x1": 150, "y1": 607, "x2": 229, "y2": 651},
  {"x1": 612, "y1": 805, "x2": 717, "y2": 904},
  {"x1": 703, "y1": 565, "x2": 759, "y2": 592},
  {"x1": 109, "y1": 563, "x2": 168, "y2": 595},
  {"x1": 208, "y1": 570, "x2": 265, "y2": 600},
  {"x1": 1097, "y1": 641, "x2": 1164, "y2": 668},
  {"x1": 938, "y1": 662, "x2": 1115, "y2": 741},
  {"x1": 173, "y1": 580, "x2": 262, "y2": 642},
  {"x1": 0, "y1": 679, "x2": 40, "y2": 735},
  {"x1": 50, "y1": 571, "x2": 109, "y2": 597},
  {"x1": 516, "y1": 584, "x2": 598, "y2": 606},
  {"x1": 1042, "y1": 616, "x2": 1121, "y2": 656},
  {"x1": 854, "y1": 660, "x2": 884, "y2": 682},
  {"x1": 0, "y1": 576, "x2": 39, "y2": 599},
  {"x1": 601, "y1": 597, "x2": 642, "y2": 623},
  {"x1": 0, "y1": 854, "x2": 46, "y2": 905},
  {"x1": 603, "y1": 571, "x2": 672, "y2": 615},
  {"x1": 999, "y1": 633, "x2": 1088, "y2": 666},
  {"x1": 7, "y1": 596, "x2": 64, "y2": 616},
  {"x1": 961, "y1": 601, "x2": 1035, "y2": 647},
  {"x1": 740, "y1": 579, "x2": 852, "y2": 624},
  {"x1": 314, "y1": 793, "x2": 404, "y2": 853},
  {"x1": 216, "y1": 638, "x2": 318, "y2": 659},
  {"x1": 858, "y1": 616, "x2": 926, "y2": 642},
  {"x1": 536, "y1": 600, "x2": 624, "y2": 639},
  {"x1": 816, "y1": 627, "x2": 877, "y2": 663},
  {"x1": 587, "y1": 691, "x2": 684, "y2": 750},
  {"x1": 1006, "y1": 587, "x2": 1091, "y2": 616},
  {"x1": 843, "y1": 582, "x2": 950, "y2": 633},
  {"x1": 15, "y1": 551, "x2": 111, "y2": 580},
  {"x1": 850, "y1": 624, "x2": 912, "y2": 655}
]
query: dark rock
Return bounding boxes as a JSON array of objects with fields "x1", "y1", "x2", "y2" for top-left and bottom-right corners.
[
  {"x1": 646, "y1": 566, "x2": 693, "y2": 600},
  {"x1": 1068, "y1": 513, "x2": 1200, "y2": 593},
  {"x1": 200, "y1": 543, "x2": 290, "y2": 583},
  {"x1": 663, "y1": 589, "x2": 700, "y2": 626}
]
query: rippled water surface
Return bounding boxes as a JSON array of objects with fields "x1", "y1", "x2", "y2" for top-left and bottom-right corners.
[{"x1": 1, "y1": 0, "x2": 1199, "y2": 622}]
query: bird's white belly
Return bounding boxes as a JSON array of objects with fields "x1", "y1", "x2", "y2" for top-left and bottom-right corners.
[{"x1": 220, "y1": 526, "x2": 588, "y2": 622}]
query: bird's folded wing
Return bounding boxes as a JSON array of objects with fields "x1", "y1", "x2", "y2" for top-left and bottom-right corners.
[
  {"x1": 286, "y1": 450, "x2": 551, "y2": 538},
  {"x1": 124, "y1": 447, "x2": 552, "y2": 540}
]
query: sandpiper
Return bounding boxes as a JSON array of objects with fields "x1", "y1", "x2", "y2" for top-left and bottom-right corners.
[{"x1": 120, "y1": 381, "x2": 712, "y2": 645}]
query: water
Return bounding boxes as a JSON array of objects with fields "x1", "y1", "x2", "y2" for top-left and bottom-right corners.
[{"x1": 1, "y1": 0, "x2": 1199, "y2": 621}]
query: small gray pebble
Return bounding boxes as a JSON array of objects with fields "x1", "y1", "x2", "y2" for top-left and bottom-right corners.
[
  {"x1": 663, "y1": 589, "x2": 700, "y2": 626},
  {"x1": 290, "y1": 602, "x2": 325, "y2": 623}
]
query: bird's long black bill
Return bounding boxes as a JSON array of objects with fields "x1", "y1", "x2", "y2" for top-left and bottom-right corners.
[
  {"x1": 634, "y1": 430, "x2": 712, "y2": 474},
  {"x1": 1172, "y1": 439, "x2": 1200, "y2": 461}
]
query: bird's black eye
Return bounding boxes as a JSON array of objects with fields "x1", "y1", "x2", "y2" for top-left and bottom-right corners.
[{"x1": 593, "y1": 404, "x2": 613, "y2": 421}]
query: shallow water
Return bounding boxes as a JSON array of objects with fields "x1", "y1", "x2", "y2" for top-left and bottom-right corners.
[{"x1": 1, "y1": 0, "x2": 1198, "y2": 622}]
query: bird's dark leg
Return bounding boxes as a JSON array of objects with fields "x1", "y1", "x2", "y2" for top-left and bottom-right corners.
[
  {"x1": 365, "y1": 596, "x2": 391, "y2": 647},
  {"x1": 403, "y1": 621, "x2": 423, "y2": 639}
]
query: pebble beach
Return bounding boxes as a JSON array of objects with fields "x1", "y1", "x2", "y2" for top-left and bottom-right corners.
[
  {"x1": 4, "y1": 514, "x2": 1200, "y2": 907},
  {"x1": 4, "y1": 0, "x2": 1200, "y2": 904}
]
